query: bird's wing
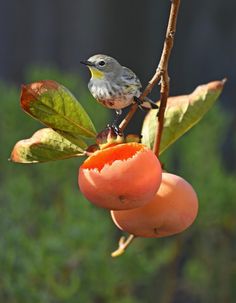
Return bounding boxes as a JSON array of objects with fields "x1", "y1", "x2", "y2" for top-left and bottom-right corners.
[{"x1": 121, "y1": 67, "x2": 142, "y2": 89}]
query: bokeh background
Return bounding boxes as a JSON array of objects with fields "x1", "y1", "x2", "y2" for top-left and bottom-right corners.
[{"x1": 1, "y1": 1, "x2": 236, "y2": 302}]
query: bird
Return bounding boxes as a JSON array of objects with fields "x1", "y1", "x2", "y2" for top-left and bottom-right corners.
[{"x1": 80, "y1": 54, "x2": 158, "y2": 131}]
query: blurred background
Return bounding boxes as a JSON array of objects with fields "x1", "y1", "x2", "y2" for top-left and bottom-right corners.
[{"x1": 0, "y1": 0, "x2": 236, "y2": 302}]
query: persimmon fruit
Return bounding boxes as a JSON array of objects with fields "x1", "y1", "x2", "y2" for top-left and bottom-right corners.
[
  {"x1": 111, "y1": 172, "x2": 198, "y2": 237},
  {"x1": 78, "y1": 143, "x2": 162, "y2": 210}
]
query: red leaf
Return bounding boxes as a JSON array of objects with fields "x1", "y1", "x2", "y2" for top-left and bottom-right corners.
[
  {"x1": 19, "y1": 80, "x2": 96, "y2": 138},
  {"x1": 21, "y1": 80, "x2": 59, "y2": 112}
]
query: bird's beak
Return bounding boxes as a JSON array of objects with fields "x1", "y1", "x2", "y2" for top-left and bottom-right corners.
[
  {"x1": 80, "y1": 60, "x2": 95, "y2": 67},
  {"x1": 80, "y1": 59, "x2": 104, "y2": 79}
]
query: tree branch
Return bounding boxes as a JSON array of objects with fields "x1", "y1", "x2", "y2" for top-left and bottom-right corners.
[
  {"x1": 119, "y1": 0, "x2": 181, "y2": 156},
  {"x1": 113, "y1": 0, "x2": 181, "y2": 258},
  {"x1": 153, "y1": 0, "x2": 181, "y2": 156}
]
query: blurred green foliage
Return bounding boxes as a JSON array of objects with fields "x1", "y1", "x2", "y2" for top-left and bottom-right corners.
[{"x1": 0, "y1": 68, "x2": 236, "y2": 303}]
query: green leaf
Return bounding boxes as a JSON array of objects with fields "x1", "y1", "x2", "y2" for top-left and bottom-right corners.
[
  {"x1": 141, "y1": 80, "x2": 226, "y2": 154},
  {"x1": 20, "y1": 80, "x2": 96, "y2": 138},
  {"x1": 10, "y1": 128, "x2": 86, "y2": 163}
]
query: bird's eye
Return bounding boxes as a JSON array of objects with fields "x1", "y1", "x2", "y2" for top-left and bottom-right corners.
[{"x1": 98, "y1": 60, "x2": 105, "y2": 66}]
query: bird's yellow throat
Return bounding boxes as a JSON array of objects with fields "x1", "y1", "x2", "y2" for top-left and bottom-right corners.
[{"x1": 88, "y1": 67, "x2": 104, "y2": 79}]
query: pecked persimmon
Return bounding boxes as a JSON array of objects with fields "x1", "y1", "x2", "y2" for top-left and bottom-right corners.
[
  {"x1": 111, "y1": 173, "x2": 198, "y2": 237},
  {"x1": 78, "y1": 143, "x2": 162, "y2": 210}
]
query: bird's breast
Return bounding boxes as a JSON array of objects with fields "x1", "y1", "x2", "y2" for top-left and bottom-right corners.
[{"x1": 88, "y1": 80, "x2": 140, "y2": 109}]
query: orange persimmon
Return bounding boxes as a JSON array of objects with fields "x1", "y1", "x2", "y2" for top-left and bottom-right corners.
[
  {"x1": 78, "y1": 143, "x2": 162, "y2": 210},
  {"x1": 111, "y1": 172, "x2": 198, "y2": 237}
]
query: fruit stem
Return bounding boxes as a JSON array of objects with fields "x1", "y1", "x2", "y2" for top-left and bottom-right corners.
[{"x1": 111, "y1": 234, "x2": 136, "y2": 257}]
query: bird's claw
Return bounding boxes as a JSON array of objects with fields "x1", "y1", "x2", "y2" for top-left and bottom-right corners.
[{"x1": 106, "y1": 124, "x2": 122, "y2": 136}]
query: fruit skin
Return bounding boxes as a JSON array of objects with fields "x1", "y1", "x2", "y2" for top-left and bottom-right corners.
[
  {"x1": 111, "y1": 173, "x2": 198, "y2": 237},
  {"x1": 78, "y1": 143, "x2": 162, "y2": 210}
]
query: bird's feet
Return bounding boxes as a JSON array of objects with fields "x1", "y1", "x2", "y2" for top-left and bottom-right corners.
[
  {"x1": 96, "y1": 124, "x2": 124, "y2": 150},
  {"x1": 105, "y1": 109, "x2": 123, "y2": 135},
  {"x1": 106, "y1": 123, "x2": 122, "y2": 136}
]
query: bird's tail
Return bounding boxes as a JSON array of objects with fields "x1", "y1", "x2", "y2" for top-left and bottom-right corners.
[{"x1": 134, "y1": 96, "x2": 159, "y2": 110}]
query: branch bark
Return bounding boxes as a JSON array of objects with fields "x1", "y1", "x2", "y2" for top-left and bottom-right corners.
[
  {"x1": 153, "y1": 0, "x2": 181, "y2": 156},
  {"x1": 120, "y1": 0, "x2": 181, "y2": 158}
]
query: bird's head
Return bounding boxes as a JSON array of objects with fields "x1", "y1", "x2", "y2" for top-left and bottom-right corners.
[{"x1": 80, "y1": 54, "x2": 122, "y2": 80}]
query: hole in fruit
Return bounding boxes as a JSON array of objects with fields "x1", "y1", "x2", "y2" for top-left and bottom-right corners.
[
  {"x1": 81, "y1": 143, "x2": 144, "y2": 171},
  {"x1": 154, "y1": 227, "x2": 160, "y2": 235},
  {"x1": 118, "y1": 195, "x2": 126, "y2": 203}
]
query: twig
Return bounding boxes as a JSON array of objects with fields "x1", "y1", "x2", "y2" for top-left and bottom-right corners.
[
  {"x1": 119, "y1": 69, "x2": 162, "y2": 132},
  {"x1": 153, "y1": 0, "x2": 181, "y2": 156},
  {"x1": 113, "y1": 0, "x2": 181, "y2": 258},
  {"x1": 111, "y1": 234, "x2": 135, "y2": 257},
  {"x1": 119, "y1": 0, "x2": 181, "y2": 155},
  {"x1": 119, "y1": 103, "x2": 138, "y2": 132}
]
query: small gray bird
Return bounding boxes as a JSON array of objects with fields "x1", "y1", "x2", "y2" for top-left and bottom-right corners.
[{"x1": 80, "y1": 54, "x2": 158, "y2": 117}]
